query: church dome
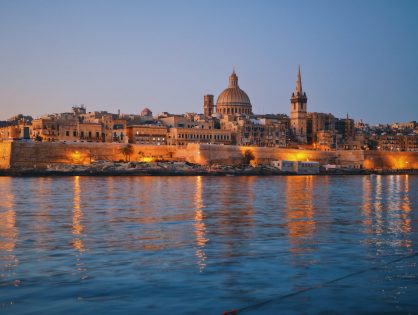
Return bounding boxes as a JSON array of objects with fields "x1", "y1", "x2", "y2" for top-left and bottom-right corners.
[
  {"x1": 216, "y1": 71, "x2": 252, "y2": 115},
  {"x1": 140, "y1": 107, "x2": 152, "y2": 116}
]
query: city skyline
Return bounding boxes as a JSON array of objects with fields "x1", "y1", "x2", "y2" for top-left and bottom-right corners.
[{"x1": 0, "y1": 0, "x2": 417, "y2": 124}]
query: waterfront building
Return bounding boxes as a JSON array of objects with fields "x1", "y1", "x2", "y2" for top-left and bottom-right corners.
[
  {"x1": 31, "y1": 116, "x2": 63, "y2": 142},
  {"x1": 377, "y1": 134, "x2": 402, "y2": 151},
  {"x1": 402, "y1": 135, "x2": 418, "y2": 151},
  {"x1": 293, "y1": 161, "x2": 320, "y2": 174},
  {"x1": 290, "y1": 66, "x2": 308, "y2": 144},
  {"x1": 127, "y1": 125, "x2": 168, "y2": 145},
  {"x1": 307, "y1": 112, "x2": 335, "y2": 145},
  {"x1": 271, "y1": 160, "x2": 320, "y2": 174},
  {"x1": 271, "y1": 160, "x2": 294, "y2": 172},
  {"x1": 167, "y1": 127, "x2": 232, "y2": 146},
  {"x1": 335, "y1": 115, "x2": 355, "y2": 142},
  {"x1": 56, "y1": 119, "x2": 79, "y2": 142},
  {"x1": 222, "y1": 117, "x2": 287, "y2": 147},
  {"x1": 77, "y1": 122, "x2": 103, "y2": 142},
  {"x1": 377, "y1": 134, "x2": 418, "y2": 151},
  {"x1": 316, "y1": 130, "x2": 335, "y2": 150},
  {"x1": 0, "y1": 115, "x2": 32, "y2": 140},
  {"x1": 0, "y1": 122, "x2": 31, "y2": 140}
]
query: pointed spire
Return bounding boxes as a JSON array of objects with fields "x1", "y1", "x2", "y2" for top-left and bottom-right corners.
[{"x1": 296, "y1": 64, "x2": 302, "y2": 93}]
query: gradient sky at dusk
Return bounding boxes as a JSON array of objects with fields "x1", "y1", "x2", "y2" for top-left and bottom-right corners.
[{"x1": 0, "y1": 0, "x2": 417, "y2": 124}]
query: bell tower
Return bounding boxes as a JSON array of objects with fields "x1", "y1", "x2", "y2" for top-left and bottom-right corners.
[
  {"x1": 204, "y1": 94, "x2": 214, "y2": 117},
  {"x1": 290, "y1": 65, "x2": 307, "y2": 144}
]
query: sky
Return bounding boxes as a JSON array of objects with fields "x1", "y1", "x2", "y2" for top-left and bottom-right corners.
[{"x1": 0, "y1": 0, "x2": 417, "y2": 124}]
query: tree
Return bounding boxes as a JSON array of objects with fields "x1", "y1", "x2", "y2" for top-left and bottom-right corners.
[
  {"x1": 119, "y1": 144, "x2": 134, "y2": 162},
  {"x1": 242, "y1": 149, "x2": 255, "y2": 166}
]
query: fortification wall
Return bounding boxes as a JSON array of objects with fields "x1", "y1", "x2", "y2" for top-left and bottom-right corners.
[
  {"x1": 185, "y1": 144, "x2": 416, "y2": 169},
  {"x1": 194, "y1": 144, "x2": 363, "y2": 167},
  {"x1": 1, "y1": 141, "x2": 417, "y2": 170},
  {"x1": 363, "y1": 150, "x2": 418, "y2": 169},
  {"x1": 9, "y1": 142, "x2": 183, "y2": 169},
  {"x1": 0, "y1": 141, "x2": 12, "y2": 169}
]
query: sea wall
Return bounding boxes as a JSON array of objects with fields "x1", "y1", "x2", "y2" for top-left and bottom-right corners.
[
  {"x1": 1, "y1": 141, "x2": 417, "y2": 170},
  {"x1": 8, "y1": 142, "x2": 189, "y2": 169},
  {"x1": 363, "y1": 150, "x2": 418, "y2": 170},
  {"x1": 0, "y1": 141, "x2": 12, "y2": 169},
  {"x1": 193, "y1": 144, "x2": 364, "y2": 167}
]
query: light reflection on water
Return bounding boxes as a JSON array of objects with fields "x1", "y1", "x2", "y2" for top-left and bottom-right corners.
[{"x1": 0, "y1": 175, "x2": 417, "y2": 314}]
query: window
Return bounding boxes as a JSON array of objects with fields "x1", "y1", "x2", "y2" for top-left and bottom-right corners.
[{"x1": 66, "y1": 131, "x2": 69, "y2": 136}]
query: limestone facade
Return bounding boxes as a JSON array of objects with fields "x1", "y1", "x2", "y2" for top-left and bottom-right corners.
[
  {"x1": 204, "y1": 94, "x2": 214, "y2": 117},
  {"x1": 290, "y1": 66, "x2": 307, "y2": 144},
  {"x1": 127, "y1": 125, "x2": 168, "y2": 145},
  {"x1": 167, "y1": 128, "x2": 232, "y2": 146}
]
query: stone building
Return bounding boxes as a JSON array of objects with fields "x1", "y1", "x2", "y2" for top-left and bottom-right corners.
[
  {"x1": 78, "y1": 122, "x2": 103, "y2": 141},
  {"x1": 127, "y1": 125, "x2": 168, "y2": 145},
  {"x1": 0, "y1": 122, "x2": 31, "y2": 140},
  {"x1": 315, "y1": 130, "x2": 335, "y2": 150},
  {"x1": 216, "y1": 70, "x2": 252, "y2": 115},
  {"x1": 377, "y1": 134, "x2": 418, "y2": 151},
  {"x1": 31, "y1": 116, "x2": 62, "y2": 141},
  {"x1": 335, "y1": 115, "x2": 355, "y2": 142},
  {"x1": 221, "y1": 116, "x2": 287, "y2": 147},
  {"x1": 57, "y1": 120, "x2": 79, "y2": 142},
  {"x1": 167, "y1": 128, "x2": 232, "y2": 146},
  {"x1": 307, "y1": 112, "x2": 335, "y2": 144},
  {"x1": 204, "y1": 94, "x2": 214, "y2": 117},
  {"x1": 290, "y1": 66, "x2": 307, "y2": 144},
  {"x1": 80, "y1": 111, "x2": 128, "y2": 143},
  {"x1": 30, "y1": 106, "x2": 131, "y2": 143},
  {"x1": 402, "y1": 135, "x2": 418, "y2": 151}
]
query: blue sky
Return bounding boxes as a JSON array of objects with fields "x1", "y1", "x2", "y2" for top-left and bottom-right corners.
[{"x1": 0, "y1": 0, "x2": 417, "y2": 123}]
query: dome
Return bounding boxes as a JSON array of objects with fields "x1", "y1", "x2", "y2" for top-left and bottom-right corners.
[
  {"x1": 216, "y1": 71, "x2": 252, "y2": 115},
  {"x1": 140, "y1": 107, "x2": 153, "y2": 116},
  {"x1": 217, "y1": 87, "x2": 251, "y2": 107}
]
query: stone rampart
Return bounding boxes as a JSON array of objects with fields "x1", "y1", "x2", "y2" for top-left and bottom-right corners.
[
  {"x1": 0, "y1": 141, "x2": 417, "y2": 170},
  {"x1": 0, "y1": 141, "x2": 12, "y2": 169},
  {"x1": 363, "y1": 150, "x2": 418, "y2": 169},
  {"x1": 194, "y1": 144, "x2": 363, "y2": 167},
  {"x1": 9, "y1": 142, "x2": 182, "y2": 169}
]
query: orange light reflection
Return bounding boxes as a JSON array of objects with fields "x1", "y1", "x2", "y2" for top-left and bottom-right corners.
[
  {"x1": 285, "y1": 176, "x2": 316, "y2": 254},
  {"x1": 72, "y1": 176, "x2": 85, "y2": 252},
  {"x1": 194, "y1": 176, "x2": 208, "y2": 271}
]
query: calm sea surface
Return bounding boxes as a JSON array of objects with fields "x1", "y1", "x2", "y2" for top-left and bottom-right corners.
[{"x1": 0, "y1": 175, "x2": 417, "y2": 315}]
